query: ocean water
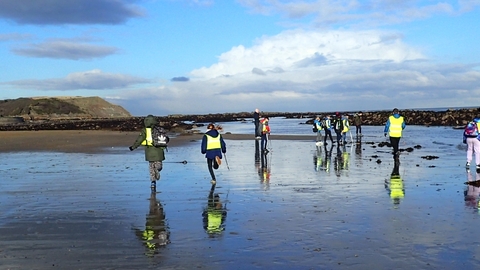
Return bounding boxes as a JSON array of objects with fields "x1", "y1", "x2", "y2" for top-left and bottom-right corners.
[{"x1": 0, "y1": 118, "x2": 477, "y2": 269}]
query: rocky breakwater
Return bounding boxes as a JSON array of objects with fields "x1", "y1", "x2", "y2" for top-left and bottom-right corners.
[
  {"x1": 299, "y1": 107, "x2": 480, "y2": 127},
  {"x1": 0, "y1": 108, "x2": 479, "y2": 133}
]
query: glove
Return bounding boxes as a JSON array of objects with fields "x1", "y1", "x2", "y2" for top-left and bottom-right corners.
[
  {"x1": 129, "y1": 146, "x2": 134, "y2": 151},
  {"x1": 384, "y1": 133, "x2": 387, "y2": 137}
]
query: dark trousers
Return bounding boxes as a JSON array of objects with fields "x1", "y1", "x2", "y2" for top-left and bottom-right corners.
[
  {"x1": 324, "y1": 129, "x2": 334, "y2": 144},
  {"x1": 207, "y1": 158, "x2": 219, "y2": 180},
  {"x1": 355, "y1": 125, "x2": 362, "y2": 135},
  {"x1": 261, "y1": 134, "x2": 268, "y2": 150},
  {"x1": 335, "y1": 130, "x2": 342, "y2": 144},
  {"x1": 390, "y1": 137, "x2": 401, "y2": 155}
]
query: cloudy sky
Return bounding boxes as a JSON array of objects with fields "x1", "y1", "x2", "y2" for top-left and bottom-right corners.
[{"x1": 0, "y1": 0, "x2": 479, "y2": 116}]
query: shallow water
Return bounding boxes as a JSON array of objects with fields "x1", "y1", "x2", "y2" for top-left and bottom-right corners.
[{"x1": 1, "y1": 124, "x2": 479, "y2": 269}]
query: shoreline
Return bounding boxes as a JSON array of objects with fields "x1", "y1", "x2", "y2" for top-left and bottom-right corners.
[{"x1": 0, "y1": 130, "x2": 317, "y2": 153}]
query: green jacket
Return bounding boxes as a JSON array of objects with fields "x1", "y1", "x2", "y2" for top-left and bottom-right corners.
[{"x1": 130, "y1": 115, "x2": 166, "y2": 162}]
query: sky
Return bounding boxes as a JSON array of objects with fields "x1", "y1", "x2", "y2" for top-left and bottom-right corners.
[{"x1": 0, "y1": 0, "x2": 479, "y2": 116}]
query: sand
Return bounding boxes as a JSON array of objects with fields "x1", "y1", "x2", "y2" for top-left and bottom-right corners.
[{"x1": 0, "y1": 130, "x2": 315, "y2": 153}]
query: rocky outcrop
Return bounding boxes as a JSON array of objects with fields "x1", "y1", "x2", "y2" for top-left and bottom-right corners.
[{"x1": 0, "y1": 96, "x2": 131, "y2": 120}]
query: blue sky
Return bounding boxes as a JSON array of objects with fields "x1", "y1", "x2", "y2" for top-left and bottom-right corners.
[{"x1": 0, "y1": 0, "x2": 479, "y2": 116}]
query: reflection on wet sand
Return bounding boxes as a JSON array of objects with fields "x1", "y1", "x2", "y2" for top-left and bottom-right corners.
[
  {"x1": 256, "y1": 140, "x2": 270, "y2": 188},
  {"x1": 133, "y1": 191, "x2": 170, "y2": 256},
  {"x1": 334, "y1": 145, "x2": 350, "y2": 177},
  {"x1": 203, "y1": 184, "x2": 227, "y2": 236},
  {"x1": 465, "y1": 170, "x2": 480, "y2": 210},
  {"x1": 385, "y1": 159, "x2": 404, "y2": 206}
]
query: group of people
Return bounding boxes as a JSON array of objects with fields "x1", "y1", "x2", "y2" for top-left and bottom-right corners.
[
  {"x1": 129, "y1": 115, "x2": 227, "y2": 189},
  {"x1": 313, "y1": 111, "x2": 364, "y2": 146},
  {"x1": 129, "y1": 108, "x2": 411, "y2": 191}
]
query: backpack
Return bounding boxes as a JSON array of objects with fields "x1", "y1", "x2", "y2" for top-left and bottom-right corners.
[
  {"x1": 152, "y1": 126, "x2": 170, "y2": 147},
  {"x1": 464, "y1": 121, "x2": 479, "y2": 137}
]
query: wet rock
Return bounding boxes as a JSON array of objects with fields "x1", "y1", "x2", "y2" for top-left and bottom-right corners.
[{"x1": 421, "y1": 155, "x2": 439, "y2": 160}]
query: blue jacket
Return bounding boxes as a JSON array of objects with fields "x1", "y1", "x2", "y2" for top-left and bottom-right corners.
[
  {"x1": 201, "y1": 129, "x2": 227, "y2": 159},
  {"x1": 384, "y1": 113, "x2": 406, "y2": 133}
]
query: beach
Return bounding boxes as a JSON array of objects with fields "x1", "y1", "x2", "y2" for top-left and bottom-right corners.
[{"x1": 1, "y1": 126, "x2": 479, "y2": 269}]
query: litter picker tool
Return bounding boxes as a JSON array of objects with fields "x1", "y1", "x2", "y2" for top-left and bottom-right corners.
[{"x1": 224, "y1": 153, "x2": 230, "y2": 170}]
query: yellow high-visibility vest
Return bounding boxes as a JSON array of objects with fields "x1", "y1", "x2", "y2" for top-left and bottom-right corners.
[
  {"x1": 141, "y1": 128, "x2": 153, "y2": 146},
  {"x1": 206, "y1": 134, "x2": 221, "y2": 150},
  {"x1": 388, "y1": 116, "x2": 404, "y2": 137}
]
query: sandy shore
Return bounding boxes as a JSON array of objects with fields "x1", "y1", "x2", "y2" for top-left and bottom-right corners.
[{"x1": 0, "y1": 130, "x2": 316, "y2": 153}]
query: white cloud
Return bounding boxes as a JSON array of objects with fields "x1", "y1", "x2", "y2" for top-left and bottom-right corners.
[
  {"x1": 3, "y1": 69, "x2": 150, "y2": 90},
  {"x1": 114, "y1": 29, "x2": 480, "y2": 115},
  {"x1": 190, "y1": 29, "x2": 424, "y2": 79}
]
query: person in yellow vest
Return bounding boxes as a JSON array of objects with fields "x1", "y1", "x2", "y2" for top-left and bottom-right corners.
[
  {"x1": 129, "y1": 115, "x2": 167, "y2": 190},
  {"x1": 201, "y1": 123, "x2": 227, "y2": 185},
  {"x1": 341, "y1": 114, "x2": 350, "y2": 145},
  {"x1": 384, "y1": 108, "x2": 406, "y2": 157},
  {"x1": 259, "y1": 116, "x2": 271, "y2": 152},
  {"x1": 313, "y1": 115, "x2": 324, "y2": 144}
]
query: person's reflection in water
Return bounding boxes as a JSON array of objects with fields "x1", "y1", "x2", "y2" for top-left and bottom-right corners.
[
  {"x1": 134, "y1": 191, "x2": 170, "y2": 256},
  {"x1": 355, "y1": 136, "x2": 362, "y2": 166},
  {"x1": 258, "y1": 151, "x2": 271, "y2": 189},
  {"x1": 203, "y1": 184, "x2": 227, "y2": 237},
  {"x1": 342, "y1": 144, "x2": 350, "y2": 172},
  {"x1": 385, "y1": 159, "x2": 404, "y2": 206},
  {"x1": 334, "y1": 145, "x2": 343, "y2": 177},
  {"x1": 323, "y1": 144, "x2": 333, "y2": 173},
  {"x1": 314, "y1": 145, "x2": 323, "y2": 172},
  {"x1": 255, "y1": 140, "x2": 260, "y2": 169},
  {"x1": 464, "y1": 169, "x2": 480, "y2": 210}
]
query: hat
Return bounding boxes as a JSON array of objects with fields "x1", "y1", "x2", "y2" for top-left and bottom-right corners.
[{"x1": 335, "y1": 112, "x2": 340, "y2": 116}]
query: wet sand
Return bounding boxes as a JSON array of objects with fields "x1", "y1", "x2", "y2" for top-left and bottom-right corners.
[
  {"x1": 0, "y1": 129, "x2": 478, "y2": 269},
  {"x1": 0, "y1": 130, "x2": 315, "y2": 153}
]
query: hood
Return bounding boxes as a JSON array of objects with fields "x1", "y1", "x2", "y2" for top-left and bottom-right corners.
[
  {"x1": 144, "y1": 115, "x2": 158, "y2": 128},
  {"x1": 206, "y1": 129, "x2": 220, "y2": 137},
  {"x1": 392, "y1": 113, "x2": 401, "y2": 118}
]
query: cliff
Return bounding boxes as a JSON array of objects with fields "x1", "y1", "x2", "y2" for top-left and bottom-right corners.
[{"x1": 0, "y1": 96, "x2": 131, "y2": 120}]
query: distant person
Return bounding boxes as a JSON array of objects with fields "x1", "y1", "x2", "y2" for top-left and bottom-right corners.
[
  {"x1": 463, "y1": 117, "x2": 480, "y2": 171},
  {"x1": 201, "y1": 123, "x2": 227, "y2": 185},
  {"x1": 258, "y1": 116, "x2": 271, "y2": 152},
  {"x1": 353, "y1": 112, "x2": 363, "y2": 137},
  {"x1": 341, "y1": 114, "x2": 350, "y2": 144},
  {"x1": 254, "y1": 108, "x2": 261, "y2": 139},
  {"x1": 384, "y1": 108, "x2": 406, "y2": 157},
  {"x1": 313, "y1": 115, "x2": 324, "y2": 144},
  {"x1": 323, "y1": 115, "x2": 334, "y2": 145},
  {"x1": 129, "y1": 115, "x2": 167, "y2": 191},
  {"x1": 333, "y1": 112, "x2": 343, "y2": 145}
]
